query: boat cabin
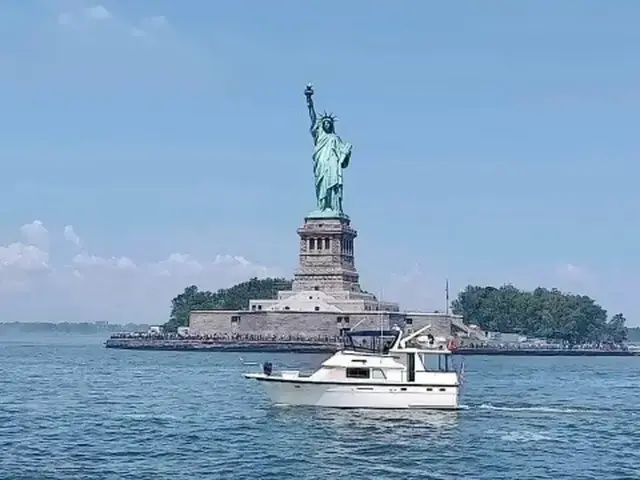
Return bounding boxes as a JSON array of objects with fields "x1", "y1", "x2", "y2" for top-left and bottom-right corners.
[{"x1": 308, "y1": 329, "x2": 459, "y2": 386}]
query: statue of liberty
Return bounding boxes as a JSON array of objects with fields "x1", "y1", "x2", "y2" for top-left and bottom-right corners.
[{"x1": 304, "y1": 84, "x2": 352, "y2": 217}]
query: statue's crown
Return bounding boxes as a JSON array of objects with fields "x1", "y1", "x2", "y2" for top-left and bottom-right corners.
[{"x1": 319, "y1": 111, "x2": 338, "y2": 123}]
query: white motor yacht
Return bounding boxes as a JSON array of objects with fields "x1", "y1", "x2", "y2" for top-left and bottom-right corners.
[{"x1": 244, "y1": 325, "x2": 464, "y2": 410}]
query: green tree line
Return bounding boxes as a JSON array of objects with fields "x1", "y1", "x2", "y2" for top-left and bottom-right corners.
[
  {"x1": 164, "y1": 278, "x2": 632, "y2": 344},
  {"x1": 452, "y1": 284, "x2": 628, "y2": 344},
  {"x1": 163, "y1": 277, "x2": 292, "y2": 332}
]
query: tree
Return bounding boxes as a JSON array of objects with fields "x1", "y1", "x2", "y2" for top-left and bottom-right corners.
[
  {"x1": 606, "y1": 313, "x2": 628, "y2": 343},
  {"x1": 163, "y1": 277, "x2": 292, "y2": 332},
  {"x1": 164, "y1": 285, "x2": 217, "y2": 332},
  {"x1": 451, "y1": 284, "x2": 624, "y2": 344}
]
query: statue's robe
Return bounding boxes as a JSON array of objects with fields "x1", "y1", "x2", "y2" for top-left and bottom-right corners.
[{"x1": 311, "y1": 122, "x2": 352, "y2": 211}]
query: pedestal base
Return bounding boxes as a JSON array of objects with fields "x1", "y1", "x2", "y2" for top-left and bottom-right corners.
[{"x1": 292, "y1": 215, "x2": 361, "y2": 293}]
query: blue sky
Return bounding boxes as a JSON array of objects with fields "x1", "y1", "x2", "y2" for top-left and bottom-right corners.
[{"x1": 0, "y1": 1, "x2": 639, "y2": 325}]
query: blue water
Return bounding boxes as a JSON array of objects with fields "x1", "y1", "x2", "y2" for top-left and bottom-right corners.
[{"x1": 1, "y1": 335, "x2": 639, "y2": 479}]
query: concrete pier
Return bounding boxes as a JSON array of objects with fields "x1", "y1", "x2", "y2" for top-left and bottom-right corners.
[
  {"x1": 105, "y1": 337, "x2": 637, "y2": 356},
  {"x1": 105, "y1": 337, "x2": 337, "y2": 353}
]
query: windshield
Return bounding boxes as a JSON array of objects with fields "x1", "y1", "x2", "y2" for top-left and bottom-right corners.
[{"x1": 343, "y1": 330, "x2": 400, "y2": 354}]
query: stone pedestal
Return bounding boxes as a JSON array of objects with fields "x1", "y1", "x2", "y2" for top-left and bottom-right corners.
[{"x1": 292, "y1": 216, "x2": 363, "y2": 294}]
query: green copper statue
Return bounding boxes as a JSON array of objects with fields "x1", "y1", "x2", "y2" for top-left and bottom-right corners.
[{"x1": 304, "y1": 83, "x2": 352, "y2": 218}]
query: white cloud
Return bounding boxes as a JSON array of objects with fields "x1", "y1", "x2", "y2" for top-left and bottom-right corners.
[
  {"x1": 0, "y1": 221, "x2": 275, "y2": 323},
  {"x1": 72, "y1": 252, "x2": 137, "y2": 270},
  {"x1": 64, "y1": 225, "x2": 81, "y2": 247},
  {"x1": 0, "y1": 222, "x2": 51, "y2": 297},
  {"x1": 141, "y1": 16, "x2": 168, "y2": 29},
  {"x1": 0, "y1": 3, "x2": 217, "y2": 93},
  {"x1": 214, "y1": 254, "x2": 252, "y2": 267},
  {"x1": 85, "y1": 5, "x2": 111, "y2": 21},
  {"x1": 20, "y1": 220, "x2": 49, "y2": 250},
  {"x1": 0, "y1": 242, "x2": 49, "y2": 271},
  {"x1": 152, "y1": 253, "x2": 203, "y2": 277},
  {"x1": 0, "y1": 222, "x2": 628, "y2": 324},
  {"x1": 54, "y1": 6, "x2": 177, "y2": 48},
  {"x1": 56, "y1": 5, "x2": 112, "y2": 27},
  {"x1": 63, "y1": 225, "x2": 81, "y2": 247}
]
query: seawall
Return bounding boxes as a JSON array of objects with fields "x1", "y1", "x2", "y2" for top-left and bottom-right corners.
[
  {"x1": 456, "y1": 348, "x2": 636, "y2": 357},
  {"x1": 105, "y1": 338, "x2": 638, "y2": 356},
  {"x1": 105, "y1": 338, "x2": 338, "y2": 353}
]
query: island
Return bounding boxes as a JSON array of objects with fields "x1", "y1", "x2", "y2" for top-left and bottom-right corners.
[{"x1": 105, "y1": 278, "x2": 637, "y2": 356}]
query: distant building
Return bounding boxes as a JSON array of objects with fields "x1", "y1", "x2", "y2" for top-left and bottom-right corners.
[{"x1": 148, "y1": 326, "x2": 163, "y2": 335}]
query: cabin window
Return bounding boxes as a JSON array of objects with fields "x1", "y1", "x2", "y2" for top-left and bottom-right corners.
[
  {"x1": 251, "y1": 305, "x2": 256, "y2": 311},
  {"x1": 257, "y1": 305, "x2": 262, "y2": 310},
  {"x1": 422, "y1": 354, "x2": 450, "y2": 372},
  {"x1": 231, "y1": 315, "x2": 240, "y2": 324},
  {"x1": 284, "y1": 306, "x2": 290, "y2": 311},
  {"x1": 405, "y1": 318, "x2": 413, "y2": 325},
  {"x1": 346, "y1": 368, "x2": 370, "y2": 379},
  {"x1": 314, "y1": 306, "x2": 320, "y2": 311},
  {"x1": 371, "y1": 369, "x2": 386, "y2": 380},
  {"x1": 337, "y1": 316, "x2": 342, "y2": 323},
  {"x1": 343, "y1": 316, "x2": 350, "y2": 323}
]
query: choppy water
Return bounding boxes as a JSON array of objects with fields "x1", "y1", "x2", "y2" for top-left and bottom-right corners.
[{"x1": 1, "y1": 335, "x2": 639, "y2": 479}]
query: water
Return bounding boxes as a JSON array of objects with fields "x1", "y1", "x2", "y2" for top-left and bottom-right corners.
[{"x1": 1, "y1": 335, "x2": 639, "y2": 479}]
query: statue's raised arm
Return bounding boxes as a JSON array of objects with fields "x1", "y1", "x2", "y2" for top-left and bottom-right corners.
[{"x1": 304, "y1": 83, "x2": 317, "y2": 135}]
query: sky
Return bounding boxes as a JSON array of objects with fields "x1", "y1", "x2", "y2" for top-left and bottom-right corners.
[{"x1": 1, "y1": 1, "x2": 639, "y2": 325}]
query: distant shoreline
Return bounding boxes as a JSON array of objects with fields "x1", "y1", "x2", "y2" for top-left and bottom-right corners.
[
  {"x1": 0, "y1": 322, "x2": 149, "y2": 335},
  {"x1": 104, "y1": 338, "x2": 639, "y2": 356}
]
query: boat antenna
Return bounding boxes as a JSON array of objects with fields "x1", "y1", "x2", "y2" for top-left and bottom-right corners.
[
  {"x1": 445, "y1": 278, "x2": 450, "y2": 317},
  {"x1": 379, "y1": 288, "x2": 384, "y2": 355}
]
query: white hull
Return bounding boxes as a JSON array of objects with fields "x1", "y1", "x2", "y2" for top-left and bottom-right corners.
[{"x1": 247, "y1": 376, "x2": 460, "y2": 410}]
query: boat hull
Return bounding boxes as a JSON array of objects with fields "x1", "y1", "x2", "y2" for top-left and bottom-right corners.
[{"x1": 246, "y1": 375, "x2": 460, "y2": 410}]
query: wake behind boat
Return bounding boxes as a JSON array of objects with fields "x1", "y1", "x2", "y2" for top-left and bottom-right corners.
[{"x1": 244, "y1": 325, "x2": 464, "y2": 410}]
